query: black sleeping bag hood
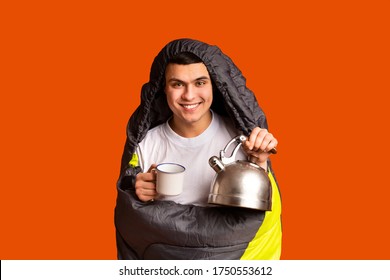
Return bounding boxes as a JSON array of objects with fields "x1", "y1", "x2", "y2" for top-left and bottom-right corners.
[{"x1": 115, "y1": 38, "x2": 279, "y2": 259}]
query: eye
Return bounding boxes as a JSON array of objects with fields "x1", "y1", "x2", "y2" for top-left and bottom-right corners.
[
  {"x1": 196, "y1": 80, "x2": 206, "y2": 86},
  {"x1": 172, "y1": 82, "x2": 183, "y2": 88}
]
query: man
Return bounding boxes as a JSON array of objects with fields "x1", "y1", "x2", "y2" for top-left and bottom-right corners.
[{"x1": 115, "y1": 39, "x2": 282, "y2": 259}]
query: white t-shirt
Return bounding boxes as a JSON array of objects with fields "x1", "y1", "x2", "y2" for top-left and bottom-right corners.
[{"x1": 136, "y1": 111, "x2": 246, "y2": 206}]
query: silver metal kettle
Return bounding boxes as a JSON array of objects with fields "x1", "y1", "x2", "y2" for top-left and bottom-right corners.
[{"x1": 208, "y1": 135, "x2": 273, "y2": 211}]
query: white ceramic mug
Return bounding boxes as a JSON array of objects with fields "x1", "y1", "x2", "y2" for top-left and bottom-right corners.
[{"x1": 155, "y1": 163, "x2": 185, "y2": 196}]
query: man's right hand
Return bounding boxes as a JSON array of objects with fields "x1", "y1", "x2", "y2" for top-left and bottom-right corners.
[{"x1": 135, "y1": 164, "x2": 158, "y2": 202}]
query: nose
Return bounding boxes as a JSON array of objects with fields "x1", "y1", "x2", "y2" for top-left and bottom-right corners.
[{"x1": 181, "y1": 85, "x2": 196, "y2": 101}]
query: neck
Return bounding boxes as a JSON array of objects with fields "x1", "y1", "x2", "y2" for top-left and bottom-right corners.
[{"x1": 169, "y1": 111, "x2": 212, "y2": 138}]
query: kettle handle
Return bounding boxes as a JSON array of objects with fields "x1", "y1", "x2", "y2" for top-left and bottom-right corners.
[
  {"x1": 220, "y1": 135, "x2": 277, "y2": 165},
  {"x1": 219, "y1": 135, "x2": 246, "y2": 165}
]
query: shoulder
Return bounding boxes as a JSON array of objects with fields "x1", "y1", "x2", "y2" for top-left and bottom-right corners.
[
  {"x1": 139, "y1": 123, "x2": 166, "y2": 145},
  {"x1": 214, "y1": 112, "x2": 239, "y2": 137}
]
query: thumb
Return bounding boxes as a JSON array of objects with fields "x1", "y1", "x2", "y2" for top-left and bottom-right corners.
[{"x1": 147, "y1": 164, "x2": 157, "y2": 173}]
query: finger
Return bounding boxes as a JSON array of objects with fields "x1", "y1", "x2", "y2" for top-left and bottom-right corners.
[
  {"x1": 253, "y1": 130, "x2": 269, "y2": 151},
  {"x1": 265, "y1": 138, "x2": 278, "y2": 153},
  {"x1": 135, "y1": 180, "x2": 157, "y2": 200},
  {"x1": 138, "y1": 186, "x2": 157, "y2": 196},
  {"x1": 137, "y1": 172, "x2": 156, "y2": 183},
  {"x1": 248, "y1": 142, "x2": 277, "y2": 159},
  {"x1": 136, "y1": 189, "x2": 157, "y2": 202},
  {"x1": 248, "y1": 127, "x2": 262, "y2": 149},
  {"x1": 147, "y1": 164, "x2": 157, "y2": 173},
  {"x1": 248, "y1": 150, "x2": 269, "y2": 160},
  {"x1": 246, "y1": 128, "x2": 268, "y2": 152},
  {"x1": 259, "y1": 133, "x2": 274, "y2": 151},
  {"x1": 141, "y1": 181, "x2": 157, "y2": 191}
]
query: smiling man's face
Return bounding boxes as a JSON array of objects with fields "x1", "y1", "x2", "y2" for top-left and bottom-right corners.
[{"x1": 164, "y1": 62, "x2": 213, "y2": 137}]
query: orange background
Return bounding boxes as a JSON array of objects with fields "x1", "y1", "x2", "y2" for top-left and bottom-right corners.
[{"x1": 1, "y1": 0, "x2": 389, "y2": 259}]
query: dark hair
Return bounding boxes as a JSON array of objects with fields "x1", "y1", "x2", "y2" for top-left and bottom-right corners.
[{"x1": 168, "y1": 52, "x2": 203, "y2": 65}]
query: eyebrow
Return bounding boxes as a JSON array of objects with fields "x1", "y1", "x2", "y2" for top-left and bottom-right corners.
[{"x1": 167, "y1": 76, "x2": 210, "y2": 83}]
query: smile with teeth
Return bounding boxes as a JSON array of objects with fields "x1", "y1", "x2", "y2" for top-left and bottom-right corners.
[{"x1": 181, "y1": 103, "x2": 201, "y2": 109}]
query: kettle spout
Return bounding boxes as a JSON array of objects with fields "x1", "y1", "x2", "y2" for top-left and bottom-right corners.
[{"x1": 209, "y1": 156, "x2": 225, "y2": 173}]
